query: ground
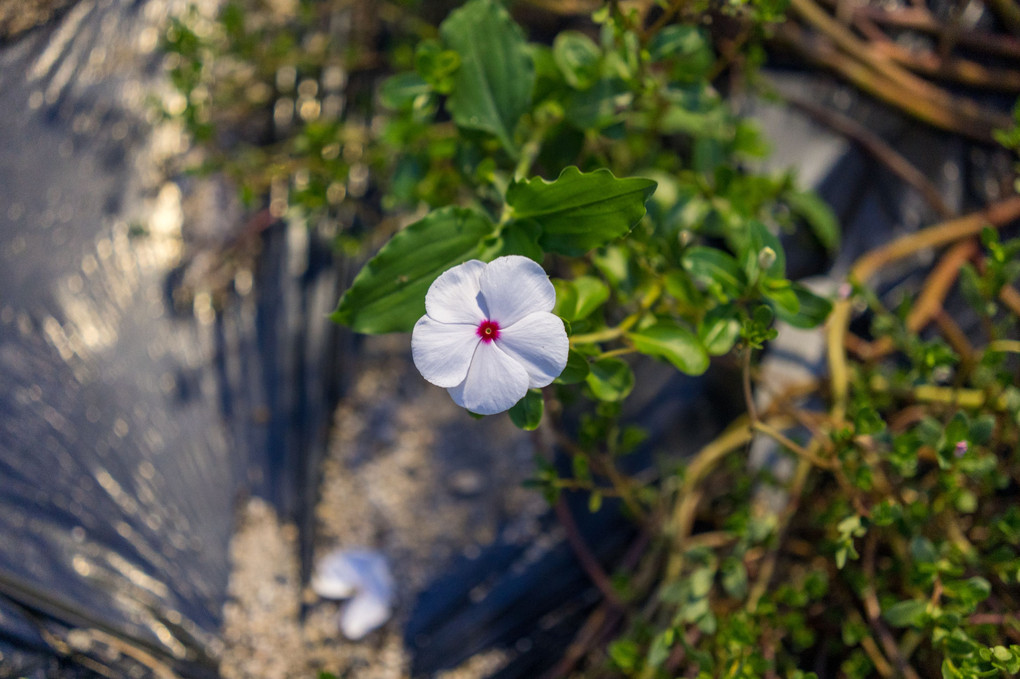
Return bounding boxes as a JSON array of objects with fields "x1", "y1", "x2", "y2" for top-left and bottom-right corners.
[{"x1": 220, "y1": 334, "x2": 548, "y2": 678}]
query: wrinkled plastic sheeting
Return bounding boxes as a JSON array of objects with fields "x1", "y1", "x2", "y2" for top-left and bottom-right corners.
[{"x1": 0, "y1": 1, "x2": 345, "y2": 675}]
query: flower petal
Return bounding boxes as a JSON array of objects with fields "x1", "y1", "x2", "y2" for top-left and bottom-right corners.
[
  {"x1": 425, "y1": 259, "x2": 488, "y2": 324},
  {"x1": 412, "y1": 316, "x2": 479, "y2": 388},
  {"x1": 448, "y1": 341, "x2": 529, "y2": 415},
  {"x1": 498, "y1": 311, "x2": 569, "y2": 387},
  {"x1": 340, "y1": 590, "x2": 392, "y2": 640},
  {"x1": 478, "y1": 255, "x2": 555, "y2": 326}
]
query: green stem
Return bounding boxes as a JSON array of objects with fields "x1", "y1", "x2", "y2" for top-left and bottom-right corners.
[
  {"x1": 598, "y1": 346, "x2": 637, "y2": 360},
  {"x1": 570, "y1": 311, "x2": 641, "y2": 346},
  {"x1": 987, "y1": 339, "x2": 1020, "y2": 355},
  {"x1": 513, "y1": 109, "x2": 557, "y2": 182},
  {"x1": 742, "y1": 345, "x2": 758, "y2": 423}
]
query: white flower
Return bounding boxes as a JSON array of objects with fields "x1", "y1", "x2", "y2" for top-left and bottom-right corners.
[{"x1": 412, "y1": 255, "x2": 569, "y2": 415}]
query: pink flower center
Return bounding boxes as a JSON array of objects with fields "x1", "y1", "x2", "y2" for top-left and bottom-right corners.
[{"x1": 476, "y1": 319, "x2": 501, "y2": 343}]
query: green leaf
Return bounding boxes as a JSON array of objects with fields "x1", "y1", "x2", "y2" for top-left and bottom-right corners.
[
  {"x1": 944, "y1": 412, "x2": 969, "y2": 448},
  {"x1": 556, "y1": 349, "x2": 591, "y2": 384},
  {"x1": 509, "y1": 389, "x2": 544, "y2": 430},
  {"x1": 479, "y1": 219, "x2": 543, "y2": 261},
  {"x1": 414, "y1": 40, "x2": 461, "y2": 94},
  {"x1": 699, "y1": 305, "x2": 741, "y2": 355},
  {"x1": 440, "y1": 0, "x2": 534, "y2": 154},
  {"x1": 786, "y1": 189, "x2": 840, "y2": 253},
  {"x1": 773, "y1": 283, "x2": 833, "y2": 329},
  {"x1": 910, "y1": 536, "x2": 938, "y2": 563},
  {"x1": 721, "y1": 556, "x2": 748, "y2": 598},
  {"x1": 507, "y1": 166, "x2": 657, "y2": 256},
  {"x1": 647, "y1": 630, "x2": 673, "y2": 668},
  {"x1": 553, "y1": 30, "x2": 601, "y2": 89},
  {"x1": 553, "y1": 276, "x2": 610, "y2": 321},
  {"x1": 944, "y1": 577, "x2": 991, "y2": 609},
  {"x1": 764, "y1": 278, "x2": 800, "y2": 316},
  {"x1": 745, "y1": 220, "x2": 786, "y2": 280},
  {"x1": 882, "y1": 600, "x2": 928, "y2": 628},
  {"x1": 664, "y1": 269, "x2": 703, "y2": 308},
  {"x1": 682, "y1": 247, "x2": 747, "y2": 298},
  {"x1": 563, "y1": 77, "x2": 630, "y2": 130},
  {"x1": 379, "y1": 72, "x2": 431, "y2": 110},
  {"x1": 332, "y1": 207, "x2": 497, "y2": 333},
  {"x1": 942, "y1": 658, "x2": 963, "y2": 679},
  {"x1": 627, "y1": 321, "x2": 710, "y2": 375},
  {"x1": 608, "y1": 639, "x2": 640, "y2": 671},
  {"x1": 586, "y1": 357, "x2": 634, "y2": 401},
  {"x1": 648, "y1": 25, "x2": 713, "y2": 81}
]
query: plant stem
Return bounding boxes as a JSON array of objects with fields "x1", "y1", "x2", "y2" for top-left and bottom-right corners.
[
  {"x1": 751, "y1": 420, "x2": 833, "y2": 469},
  {"x1": 742, "y1": 345, "x2": 758, "y2": 423},
  {"x1": 598, "y1": 346, "x2": 636, "y2": 360},
  {"x1": 988, "y1": 339, "x2": 1020, "y2": 355},
  {"x1": 664, "y1": 417, "x2": 754, "y2": 580},
  {"x1": 555, "y1": 496, "x2": 626, "y2": 609},
  {"x1": 827, "y1": 195, "x2": 1020, "y2": 423},
  {"x1": 570, "y1": 286, "x2": 658, "y2": 345}
]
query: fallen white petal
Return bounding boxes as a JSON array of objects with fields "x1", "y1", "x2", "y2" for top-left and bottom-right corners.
[
  {"x1": 424, "y1": 259, "x2": 487, "y2": 324},
  {"x1": 497, "y1": 312, "x2": 569, "y2": 388},
  {"x1": 340, "y1": 588, "x2": 392, "y2": 641},
  {"x1": 311, "y1": 549, "x2": 395, "y2": 640},
  {"x1": 411, "y1": 316, "x2": 480, "y2": 388},
  {"x1": 478, "y1": 255, "x2": 555, "y2": 327},
  {"x1": 448, "y1": 341, "x2": 529, "y2": 415}
]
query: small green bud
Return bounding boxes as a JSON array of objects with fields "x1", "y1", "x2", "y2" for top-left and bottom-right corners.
[{"x1": 758, "y1": 246, "x2": 777, "y2": 271}]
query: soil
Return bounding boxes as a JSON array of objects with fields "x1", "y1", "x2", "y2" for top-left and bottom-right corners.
[{"x1": 219, "y1": 334, "x2": 548, "y2": 678}]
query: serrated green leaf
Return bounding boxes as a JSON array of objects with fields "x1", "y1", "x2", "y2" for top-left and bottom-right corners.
[
  {"x1": 509, "y1": 389, "x2": 543, "y2": 430},
  {"x1": 683, "y1": 246, "x2": 747, "y2": 298},
  {"x1": 440, "y1": 0, "x2": 534, "y2": 154},
  {"x1": 627, "y1": 321, "x2": 710, "y2": 375},
  {"x1": 479, "y1": 219, "x2": 543, "y2": 261},
  {"x1": 507, "y1": 166, "x2": 657, "y2": 256},
  {"x1": 586, "y1": 357, "x2": 634, "y2": 401},
  {"x1": 332, "y1": 207, "x2": 497, "y2": 334}
]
